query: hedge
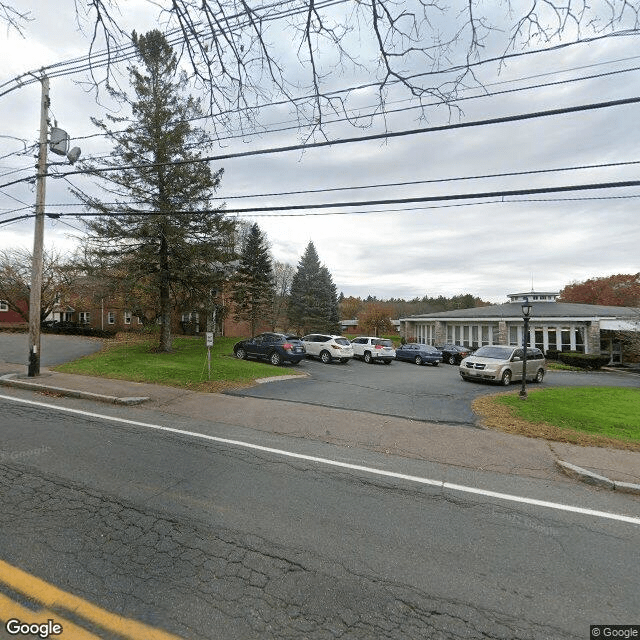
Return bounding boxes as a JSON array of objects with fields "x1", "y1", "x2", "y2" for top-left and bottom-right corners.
[{"x1": 557, "y1": 351, "x2": 610, "y2": 370}]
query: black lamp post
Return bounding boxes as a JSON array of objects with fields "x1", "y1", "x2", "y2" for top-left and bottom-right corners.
[{"x1": 519, "y1": 298, "x2": 532, "y2": 399}]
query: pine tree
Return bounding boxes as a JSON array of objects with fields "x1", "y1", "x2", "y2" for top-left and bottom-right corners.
[
  {"x1": 232, "y1": 223, "x2": 274, "y2": 336},
  {"x1": 288, "y1": 242, "x2": 339, "y2": 334},
  {"x1": 73, "y1": 30, "x2": 234, "y2": 352}
]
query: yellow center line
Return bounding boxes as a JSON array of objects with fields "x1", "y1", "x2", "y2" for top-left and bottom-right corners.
[
  {"x1": 0, "y1": 559, "x2": 184, "y2": 640},
  {"x1": 0, "y1": 592, "x2": 101, "y2": 639}
]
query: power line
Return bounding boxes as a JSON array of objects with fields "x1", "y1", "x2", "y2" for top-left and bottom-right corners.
[{"x1": 47, "y1": 94, "x2": 640, "y2": 181}]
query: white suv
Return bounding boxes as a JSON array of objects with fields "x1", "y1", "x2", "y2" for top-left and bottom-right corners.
[
  {"x1": 302, "y1": 334, "x2": 354, "y2": 364},
  {"x1": 350, "y1": 336, "x2": 396, "y2": 364}
]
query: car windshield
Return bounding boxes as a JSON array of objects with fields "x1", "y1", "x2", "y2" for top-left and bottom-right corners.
[
  {"x1": 335, "y1": 337, "x2": 350, "y2": 345},
  {"x1": 473, "y1": 346, "x2": 514, "y2": 359},
  {"x1": 373, "y1": 339, "x2": 394, "y2": 347}
]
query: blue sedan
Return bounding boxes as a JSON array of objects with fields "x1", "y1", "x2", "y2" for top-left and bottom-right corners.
[{"x1": 395, "y1": 343, "x2": 443, "y2": 366}]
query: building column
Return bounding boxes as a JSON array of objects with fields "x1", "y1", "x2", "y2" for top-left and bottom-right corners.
[
  {"x1": 585, "y1": 321, "x2": 600, "y2": 354},
  {"x1": 434, "y1": 321, "x2": 446, "y2": 346}
]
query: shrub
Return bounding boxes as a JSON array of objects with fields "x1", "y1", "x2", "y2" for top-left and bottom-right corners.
[
  {"x1": 545, "y1": 349, "x2": 560, "y2": 361},
  {"x1": 557, "y1": 351, "x2": 610, "y2": 370}
]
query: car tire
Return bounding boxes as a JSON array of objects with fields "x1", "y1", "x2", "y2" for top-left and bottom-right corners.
[
  {"x1": 432, "y1": 361, "x2": 439, "y2": 366},
  {"x1": 414, "y1": 356, "x2": 423, "y2": 366},
  {"x1": 269, "y1": 351, "x2": 282, "y2": 366},
  {"x1": 320, "y1": 350, "x2": 332, "y2": 364},
  {"x1": 235, "y1": 348, "x2": 247, "y2": 360},
  {"x1": 534, "y1": 368, "x2": 545, "y2": 383},
  {"x1": 501, "y1": 370, "x2": 512, "y2": 386},
  {"x1": 383, "y1": 360, "x2": 391, "y2": 365},
  {"x1": 364, "y1": 351, "x2": 372, "y2": 364},
  {"x1": 448, "y1": 355, "x2": 456, "y2": 365}
]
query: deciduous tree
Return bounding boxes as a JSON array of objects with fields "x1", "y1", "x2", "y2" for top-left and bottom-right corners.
[{"x1": 559, "y1": 274, "x2": 640, "y2": 307}]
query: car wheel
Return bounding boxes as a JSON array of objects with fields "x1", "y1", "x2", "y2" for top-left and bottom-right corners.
[
  {"x1": 383, "y1": 360, "x2": 391, "y2": 365},
  {"x1": 320, "y1": 350, "x2": 332, "y2": 364},
  {"x1": 269, "y1": 351, "x2": 282, "y2": 366},
  {"x1": 414, "y1": 356, "x2": 423, "y2": 366},
  {"x1": 363, "y1": 351, "x2": 372, "y2": 364},
  {"x1": 235, "y1": 348, "x2": 247, "y2": 360},
  {"x1": 448, "y1": 355, "x2": 456, "y2": 365},
  {"x1": 534, "y1": 368, "x2": 545, "y2": 383},
  {"x1": 501, "y1": 370, "x2": 512, "y2": 386},
  {"x1": 432, "y1": 361, "x2": 439, "y2": 366}
]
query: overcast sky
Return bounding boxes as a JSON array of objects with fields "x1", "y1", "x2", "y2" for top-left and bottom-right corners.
[{"x1": 1, "y1": 0, "x2": 639, "y2": 304}]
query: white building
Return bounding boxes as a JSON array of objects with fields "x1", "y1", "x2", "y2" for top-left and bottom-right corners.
[{"x1": 399, "y1": 291, "x2": 640, "y2": 364}]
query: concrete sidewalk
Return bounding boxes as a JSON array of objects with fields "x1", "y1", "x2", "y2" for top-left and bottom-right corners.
[{"x1": 1, "y1": 363, "x2": 639, "y2": 495}]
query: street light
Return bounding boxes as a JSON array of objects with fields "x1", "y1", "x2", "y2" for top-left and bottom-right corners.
[{"x1": 519, "y1": 297, "x2": 532, "y2": 399}]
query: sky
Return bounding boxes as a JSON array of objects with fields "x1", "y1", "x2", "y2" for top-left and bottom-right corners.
[{"x1": 0, "y1": 0, "x2": 639, "y2": 304}]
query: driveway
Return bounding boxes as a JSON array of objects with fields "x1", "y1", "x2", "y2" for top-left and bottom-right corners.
[
  {"x1": 0, "y1": 332, "x2": 103, "y2": 367},
  {"x1": 226, "y1": 357, "x2": 639, "y2": 426}
]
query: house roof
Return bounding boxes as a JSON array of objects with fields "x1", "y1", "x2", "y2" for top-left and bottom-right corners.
[{"x1": 400, "y1": 301, "x2": 640, "y2": 322}]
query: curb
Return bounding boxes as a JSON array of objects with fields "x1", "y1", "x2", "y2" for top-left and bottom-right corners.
[
  {"x1": 0, "y1": 374, "x2": 149, "y2": 406},
  {"x1": 555, "y1": 460, "x2": 640, "y2": 495}
]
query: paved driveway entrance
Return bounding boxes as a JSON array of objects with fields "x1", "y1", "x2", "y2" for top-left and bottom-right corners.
[{"x1": 226, "y1": 357, "x2": 639, "y2": 426}]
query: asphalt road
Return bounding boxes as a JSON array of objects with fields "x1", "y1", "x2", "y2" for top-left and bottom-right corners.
[
  {"x1": 226, "y1": 356, "x2": 640, "y2": 425},
  {"x1": 0, "y1": 332, "x2": 103, "y2": 366},
  {"x1": 1, "y1": 394, "x2": 638, "y2": 639}
]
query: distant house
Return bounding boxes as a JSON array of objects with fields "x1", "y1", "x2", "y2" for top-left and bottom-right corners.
[
  {"x1": 0, "y1": 299, "x2": 27, "y2": 329},
  {"x1": 399, "y1": 291, "x2": 640, "y2": 364}
]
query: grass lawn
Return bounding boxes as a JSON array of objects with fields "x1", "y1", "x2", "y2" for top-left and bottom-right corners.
[
  {"x1": 473, "y1": 386, "x2": 640, "y2": 451},
  {"x1": 54, "y1": 334, "x2": 304, "y2": 392}
]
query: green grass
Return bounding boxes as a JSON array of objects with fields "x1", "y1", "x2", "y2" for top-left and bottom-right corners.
[
  {"x1": 496, "y1": 387, "x2": 640, "y2": 443},
  {"x1": 54, "y1": 335, "x2": 303, "y2": 390}
]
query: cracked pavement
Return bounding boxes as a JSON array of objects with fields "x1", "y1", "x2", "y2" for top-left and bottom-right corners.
[{"x1": 0, "y1": 461, "x2": 581, "y2": 639}]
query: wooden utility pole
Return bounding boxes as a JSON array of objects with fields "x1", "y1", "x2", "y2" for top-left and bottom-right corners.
[{"x1": 27, "y1": 75, "x2": 49, "y2": 377}]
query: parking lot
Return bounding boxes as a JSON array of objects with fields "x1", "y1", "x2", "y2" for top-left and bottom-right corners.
[{"x1": 226, "y1": 356, "x2": 640, "y2": 426}]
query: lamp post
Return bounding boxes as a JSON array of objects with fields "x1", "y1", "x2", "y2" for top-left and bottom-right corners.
[{"x1": 519, "y1": 297, "x2": 532, "y2": 399}]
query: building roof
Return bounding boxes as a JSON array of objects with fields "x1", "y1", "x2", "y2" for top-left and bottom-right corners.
[{"x1": 401, "y1": 301, "x2": 640, "y2": 322}]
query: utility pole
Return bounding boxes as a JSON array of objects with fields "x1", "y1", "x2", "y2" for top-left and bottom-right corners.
[{"x1": 27, "y1": 75, "x2": 49, "y2": 377}]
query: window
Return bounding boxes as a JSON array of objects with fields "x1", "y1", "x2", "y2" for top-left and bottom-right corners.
[
  {"x1": 79, "y1": 312, "x2": 90, "y2": 324},
  {"x1": 107, "y1": 311, "x2": 115, "y2": 325},
  {"x1": 0, "y1": 300, "x2": 8, "y2": 312},
  {"x1": 124, "y1": 311, "x2": 132, "y2": 324}
]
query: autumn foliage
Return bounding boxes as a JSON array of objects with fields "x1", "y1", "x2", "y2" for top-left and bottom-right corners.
[{"x1": 558, "y1": 274, "x2": 640, "y2": 307}]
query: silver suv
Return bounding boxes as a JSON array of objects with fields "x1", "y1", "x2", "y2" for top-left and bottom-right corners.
[{"x1": 459, "y1": 345, "x2": 546, "y2": 385}]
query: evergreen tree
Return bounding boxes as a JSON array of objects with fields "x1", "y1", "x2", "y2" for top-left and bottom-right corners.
[
  {"x1": 73, "y1": 30, "x2": 234, "y2": 352},
  {"x1": 288, "y1": 242, "x2": 339, "y2": 334},
  {"x1": 232, "y1": 223, "x2": 274, "y2": 336}
]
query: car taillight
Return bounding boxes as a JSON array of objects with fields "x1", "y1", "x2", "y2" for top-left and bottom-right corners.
[
  {"x1": 375, "y1": 344, "x2": 384, "y2": 349},
  {"x1": 283, "y1": 342, "x2": 292, "y2": 350}
]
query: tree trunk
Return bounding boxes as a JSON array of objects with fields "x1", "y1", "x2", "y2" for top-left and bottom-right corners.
[{"x1": 159, "y1": 232, "x2": 172, "y2": 352}]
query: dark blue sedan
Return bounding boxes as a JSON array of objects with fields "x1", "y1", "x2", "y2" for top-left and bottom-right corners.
[{"x1": 395, "y1": 343, "x2": 443, "y2": 366}]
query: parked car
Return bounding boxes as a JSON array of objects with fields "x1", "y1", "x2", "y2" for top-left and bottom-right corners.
[
  {"x1": 436, "y1": 344, "x2": 472, "y2": 365},
  {"x1": 395, "y1": 343, "x2": 443, "y2": 366},
  {"x1": 302, "y1": 334, "x2": 354, "y2": 364},
  {"x1": 233, "y1": 332, "x2": 305, "y2": 366},
  {"x1": 350, "y1": 336, "x2": 396, "y2": 364},
  {"x1": 459, "y1": 345, "x2": 546, "y2": 385}
]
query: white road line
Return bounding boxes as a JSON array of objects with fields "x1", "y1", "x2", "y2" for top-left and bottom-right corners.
[{"x1": 2, "y1": 393, "x2": 639, "y2": 526}]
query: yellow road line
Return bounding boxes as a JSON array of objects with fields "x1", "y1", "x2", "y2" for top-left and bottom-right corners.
[
  {"x1": 0, "y1": 559, "x2": 184, "y2": 640},
  {"x1": 0, "y1": 592, "x2": 100, "y2": 639}
]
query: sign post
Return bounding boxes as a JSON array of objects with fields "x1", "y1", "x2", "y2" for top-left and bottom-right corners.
[{"x1": 205, "y1": 332, "x2": 214, "y2": 380}]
